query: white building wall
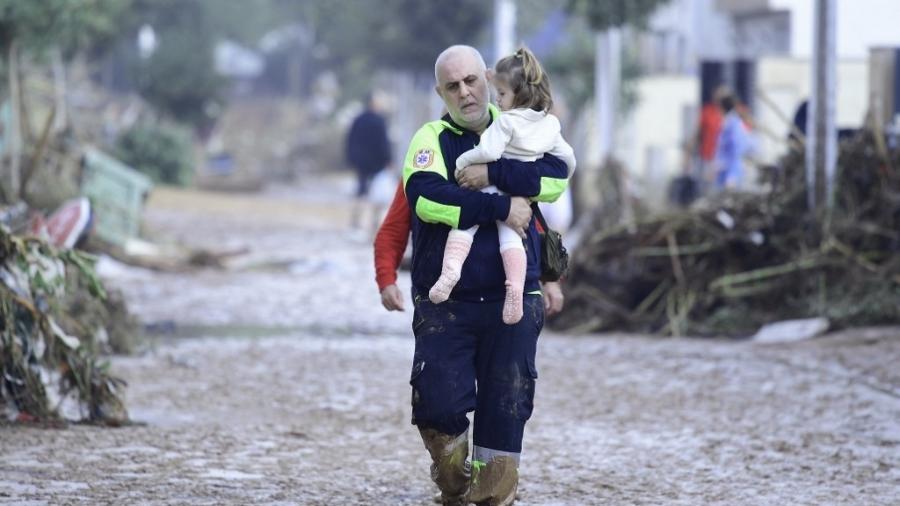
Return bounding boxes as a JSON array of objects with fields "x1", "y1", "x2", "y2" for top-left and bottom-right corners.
[
  {"x1": 770, "y1": 0, "x2": 900, "y2": 58},
  {"x1": 753, "y1": 56, "x2": 869, "y2": 163},
  {"x1": 617, "y1": 76, "x2": 699, "y2": 209}
]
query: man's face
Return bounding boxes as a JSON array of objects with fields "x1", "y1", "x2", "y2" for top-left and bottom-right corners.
[{"x1": 435, "y1": 52, "x2": 490, "y2": 131}]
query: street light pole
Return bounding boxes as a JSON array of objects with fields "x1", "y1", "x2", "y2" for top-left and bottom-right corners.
[
  {"x1": 494, "y1": 0, "x2": 516, "y2": 63},
  {"x1": 595, "y1": 28, "x2": 621, "y2": 165},
  {"x1": 806, "y1": 0, "x2": 837, "y2": 218}
]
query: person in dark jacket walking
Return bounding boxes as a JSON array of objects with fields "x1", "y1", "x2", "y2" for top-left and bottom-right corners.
[{"x1": 346, "y1": 91, "x2": 392, "y2": 232}]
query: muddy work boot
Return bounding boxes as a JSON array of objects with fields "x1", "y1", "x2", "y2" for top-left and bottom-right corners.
[
  {"x1": 467, "y1": 456, "x2": 519, "y2": 506},
  {"x1": 419, "y1": 428, "x2": 471, "y2": 505}
]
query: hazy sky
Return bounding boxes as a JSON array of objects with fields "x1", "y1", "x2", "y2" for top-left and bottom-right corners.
[{"x1": 770, "y1": 0, "x2": 900, "y2": 58}]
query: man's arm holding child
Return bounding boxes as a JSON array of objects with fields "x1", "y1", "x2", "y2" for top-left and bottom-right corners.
[{"x1": 457, "y1": 153, "x2": 569, "y2": 203}]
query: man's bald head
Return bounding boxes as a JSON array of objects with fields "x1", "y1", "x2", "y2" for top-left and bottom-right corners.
[
  {"x1": 434, "y1": 45, "x2": 486, "y2": 82},
  {"x1": 433, "y1": 45, "x2": 490, "y2": 132}
]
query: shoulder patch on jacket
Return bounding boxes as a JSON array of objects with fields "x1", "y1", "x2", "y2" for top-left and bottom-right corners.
[{"x1": 413, "y1": 148, "x2": 434, "y2": 169}]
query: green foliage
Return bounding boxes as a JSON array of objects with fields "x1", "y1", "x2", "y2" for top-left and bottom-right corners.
[
  {"x1": 276, "y1": 0, "x2": 488, "y2": 74},
  {"x1": 128, "y1": 0, "x2": 224, "y2": 129},
  {"x1": 61, "y1": 250, "x2": 107, "y2": 300},
  {"x1": 0, "y1": 231, "x2": 129, "y2": 423},
  {"x1": 134, "y1": 31, "x2": 224, "y2": 128},
  {"x1": 368, "y1": 0, "x2": 490, "y2": 72},
  {"x1": 114, "y1": 122, "x2": 193, "y2": 185},
  {"x1": 0, "y1": 0, "x2": 131, "y2": 58},
  {"x1": 543, "y1": 16, "x2": 644, "y2": 117},
  {"x1": 565, "y1": 0, "x2": 670, "y2": 31},
  {"x1": 543, "y1": 17, "x2": 595, "y2": 112}
]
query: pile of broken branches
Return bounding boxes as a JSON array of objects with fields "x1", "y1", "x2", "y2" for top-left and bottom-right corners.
[
  {"x1": 0, "y1": 228, "x2": 128, "y2": 425},
  {"x1": 554, "y1": 130, "x2": 900, "y2": 336}
]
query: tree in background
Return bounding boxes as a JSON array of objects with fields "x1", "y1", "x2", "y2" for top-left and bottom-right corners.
[
  {"x1": 114, "y1": 122, "x2": 193, "y2": 185},
  {"x1": 126, "y1": 0, "x2": 225, "y2": 132},
  {"x1": 101, "y1": 0, "x2": 490, "y2": 124},
  {"x1": 565, "y1": 0, "x2": 669, "y2": 163},
  {"x1": 270, "y1": 0, "x2": 490, "y2": 99},
  {"x1": 0, "y1": 0, "x2": 132, "y2": 202},
  {"x1": 0, "y1": 0, "x2": 130, "y2": 61},
  {"x1": 566, "y1": 0, "x2": 670, "y2": 31}
]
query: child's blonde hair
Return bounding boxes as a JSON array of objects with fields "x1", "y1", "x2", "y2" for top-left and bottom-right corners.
[{"x1": 493, "y1": 46, "x2": 552, "y2": 112}]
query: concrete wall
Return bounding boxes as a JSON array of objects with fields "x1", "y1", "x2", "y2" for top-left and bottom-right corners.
[
  {"x1": 753, "y1": 56, "x2": 869, "y2": 163},
  {"x1": 617, "y1": 75, "x2": 698, "y2": 209}
]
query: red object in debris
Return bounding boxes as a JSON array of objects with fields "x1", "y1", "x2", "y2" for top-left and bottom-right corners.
[{"x1": 31, "y1": 197, "x2": 92, "y2": 249}]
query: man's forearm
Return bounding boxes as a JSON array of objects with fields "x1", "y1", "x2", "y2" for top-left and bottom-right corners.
[
  {"x1": 406, "y1": 172, "x2": 511, "y2": 229},
  {"x1": 486, "y1": 153, "x2": 569, "y2": 202}
]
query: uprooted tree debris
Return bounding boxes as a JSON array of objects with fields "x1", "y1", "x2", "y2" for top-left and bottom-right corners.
[
  {"x1": 0, "y1": 228, "x2": 129, "y2": 425},
  {"x1": 554, "y1": 131, "x2": 900, "y2": 336}
]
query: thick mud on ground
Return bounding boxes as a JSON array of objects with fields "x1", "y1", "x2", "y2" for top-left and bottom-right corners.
[{"x1": 2, "y1": 181, "x2": 898, "y2": 505}]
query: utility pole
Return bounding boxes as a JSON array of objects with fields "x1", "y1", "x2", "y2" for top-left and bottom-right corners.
[
  {"x1": 806, "y1": 0, "x2": 837, "y2": 218},
  {"x1": 595, "y1": 28, "x2": 621, "y2": 164},
  {"x1": 494, "y1": 0, "x2": 516, "y2": 63},
  {"x1": 7, "y1": 41, "x2": 21, "y2": 202}
]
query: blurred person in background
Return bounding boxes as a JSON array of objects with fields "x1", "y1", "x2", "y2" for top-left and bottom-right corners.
[
  {"x1": 715, "y1": 93, "x2": 752, "y2": 189},
  {"x1": 788, "y1": 98, "x2": 809, "y2": 151},
  {"x1": 346, "y1": 91, "x2": 392, "y2": 234},
  {"x1": 693, "y1": 84, "x2": 730, "y2": 189},
  {"x1": 402, "y1": 44, "x2": 569, "y2": 506},
  {"x1": 374, "y1": 181, "x2": 410, "y2": 312},
  {"x1": 427, "y1": 47, "x2": 575, "y2": 326}
]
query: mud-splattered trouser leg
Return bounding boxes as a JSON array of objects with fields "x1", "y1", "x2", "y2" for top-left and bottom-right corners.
[{"x1": 409, "y1": 293, "x2": 544, "y2": 506}]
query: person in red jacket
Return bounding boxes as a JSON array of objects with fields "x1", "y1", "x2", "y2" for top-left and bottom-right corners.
[
  {"x1": 374, "y1": 181, "x2": 411, "y2": 311},
  {"x1": 373, "y1": 181, "x2": 564, "y2": 315}
]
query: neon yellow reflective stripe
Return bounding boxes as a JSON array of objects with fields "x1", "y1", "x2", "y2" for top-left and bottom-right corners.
[
  {"x1": 488, "y1": 103, "x2": 500, "y2": 121},
  {"x1": 535, "y1": 176, "x2": 569, "y2": 202},
  {"x1": 471, "y1": 459, "x2": 486, "y2": 485},
  {"x1": 415, "y1": 196, "x2": 461, "y2": 228},
  {"x1": 528, "y1": 290, "x2": 542, "y2": 295},
  {"x1": 402, "y1": 121, "x2": 448, "y2": 187},
  {"x1": 440, "y1": 119, "x2": 462, "y2": 135}
]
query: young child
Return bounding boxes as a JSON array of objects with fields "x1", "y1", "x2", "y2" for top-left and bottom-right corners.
[{"x1": 428, "y1": 47, "x2": 576, "y2": 325}]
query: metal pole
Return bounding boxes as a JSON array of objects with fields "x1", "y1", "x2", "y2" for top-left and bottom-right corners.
[
  {"x1": 494, "y1": 0, "x2": 516, "y2": 63},
  {"x1": 806, "y1": 0, "x2": 837, "y2": 215},
  {"x1": 8, "y1": 40, "x2": 21, "y2": 202},
  {"x1": 595, "y1": 28, "x2": 621, "y2": 164}
]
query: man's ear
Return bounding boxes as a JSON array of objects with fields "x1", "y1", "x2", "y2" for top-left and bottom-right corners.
[
  {"x1": 434, "y1": 85, "x2": 443, "y2": 99},
  {"x1": 486, "y1": 68, "x2": 495, "y2": 83}
]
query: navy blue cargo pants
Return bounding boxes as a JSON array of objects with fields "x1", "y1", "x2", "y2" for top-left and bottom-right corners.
[{"x1": 409, "y1": 290, "x2": 544, "y2": 464}]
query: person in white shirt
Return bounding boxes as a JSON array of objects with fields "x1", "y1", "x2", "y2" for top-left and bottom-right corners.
[{"x1": 428, "y1": 46, "x2": 576, "y2": 325}]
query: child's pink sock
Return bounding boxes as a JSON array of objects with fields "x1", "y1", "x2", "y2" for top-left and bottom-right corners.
[
  {"x1": 429, "y1": 234, "x2": 473, "y2": 304},
  {"x1": 501, "y1": 248, "x2": 526, "y2": 324}
]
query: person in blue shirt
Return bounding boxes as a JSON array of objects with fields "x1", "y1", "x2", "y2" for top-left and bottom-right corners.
[{"x1": 715, "y1": 93, "x2": 752, "y2": 189}]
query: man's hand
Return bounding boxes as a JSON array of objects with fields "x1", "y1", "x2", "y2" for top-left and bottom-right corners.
[
  {"x1": 456, "y1": 164, "x2": 490, "y2": 190},
  {"x1": 380, "y1": 284, "x2": 405, "y2": 311},
  {"x1": 505, "y1": 196, "x2": 532, "y2": 238},
  {"x1": 542, "y1": 281, "x2": 564, "y2": 316}
]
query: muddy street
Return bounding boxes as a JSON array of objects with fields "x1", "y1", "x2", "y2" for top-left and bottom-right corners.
[{"x1": 2, "y1": 179, "x2": 898, "y2": 505}]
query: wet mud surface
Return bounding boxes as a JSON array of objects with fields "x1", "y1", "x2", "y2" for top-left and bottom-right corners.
[{"x1": 2, "y1": 182, "x2": 898, "y2": 505}]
